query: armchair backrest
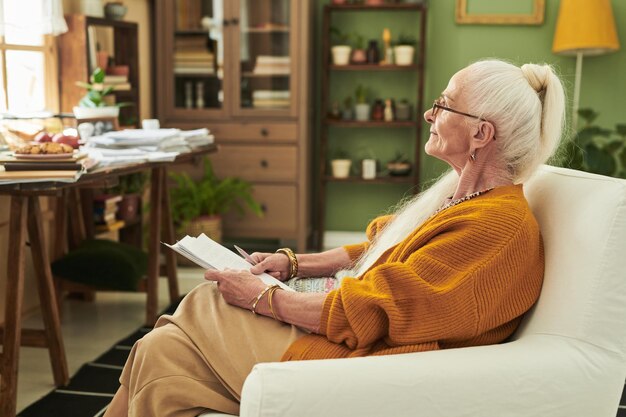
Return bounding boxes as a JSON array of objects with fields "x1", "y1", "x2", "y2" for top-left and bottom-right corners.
[{"x1": 513, "y1": 165, "x2": 626, "y2": 355}]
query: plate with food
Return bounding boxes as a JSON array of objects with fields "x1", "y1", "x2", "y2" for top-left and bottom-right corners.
[{"x1": 13, "y1": 142, "x2": 76, "y2": 160}]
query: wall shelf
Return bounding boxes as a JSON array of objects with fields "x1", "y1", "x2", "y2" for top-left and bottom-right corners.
[{"x1": 330, "y1": 64, "x2": 418, "y2": 71}]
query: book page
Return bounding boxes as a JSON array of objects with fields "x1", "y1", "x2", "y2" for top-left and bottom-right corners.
[{"x1": 163, "y1": 234, "x2": 293, "y2": 291}]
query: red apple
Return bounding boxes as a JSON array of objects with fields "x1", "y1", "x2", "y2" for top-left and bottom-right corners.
[
  {"x1": 52, "y1": 133, "x2": 80, "y2": 149},
  {"x1": 35, "y1": 131, "x2": 53, "y2": 143}
]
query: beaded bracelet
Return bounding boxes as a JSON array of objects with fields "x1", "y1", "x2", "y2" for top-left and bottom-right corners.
[
  {"x1": 251, "y1": 284, "x2": 279, "y2": 315},
  {"x1": 276, "y1": 247, "x2": 298, "y2": 279}
]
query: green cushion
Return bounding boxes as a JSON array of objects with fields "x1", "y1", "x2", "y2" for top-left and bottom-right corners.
[{"x1": 51, "y1": 239, "x2": 148, "y2": 291}]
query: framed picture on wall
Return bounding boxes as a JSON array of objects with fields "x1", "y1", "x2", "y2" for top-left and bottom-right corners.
[
  {"x1": 76, "y1": 117, "x2": 119, "y2": 140},
  {"x1": 456, "y1": 0, "x2": 545, "y2": 25}
]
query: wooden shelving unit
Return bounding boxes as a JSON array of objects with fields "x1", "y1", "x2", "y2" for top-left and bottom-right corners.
[
  {"x1": 58, "y1": 15, "x2": 140, "y2": 127},
  {"x1": 154, "y1": 0, "x2": 313, "y2": 252},
  {"x1": 316, "y1": 3, "x2": 428, "y2": 249}
]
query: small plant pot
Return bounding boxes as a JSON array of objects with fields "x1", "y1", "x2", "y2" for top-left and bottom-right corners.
[
  {"x1": 394, "y1": 46, "x2": 415, "y2": 66},
  {"x1": 73, "y1": 106, "x2": 119, "y2": 119},
  {"x1": 387, "y1": 162, "x2": 412, "y2": 176},
  {"x1": 355, "y1": 103, "x2": 371, "y2": 121},
  {"x1": 117, "y1": 193, "x2": 140, "y2": 222},
  {"x1": 331, "y1": 159, "x2": 352, "y2": 178},
  {"x1": 104, "y1": 2, "x2": 128, "y2": 20},
  {"x1": 341, "y1": 108, "x2": 353, "y2": 120},
  {"x1": 396, "y1": 101, "x2": 412, "y2": 121},
  {"x1": 331, "y1": 46, "x2": 352, "y2": 66},
  {"x1": 350, "y1": 49, "x2": 367, "y2": 64}
]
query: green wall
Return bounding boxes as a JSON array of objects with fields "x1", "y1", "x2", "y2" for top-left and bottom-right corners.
[{"x1": 316, "y1": 0, "x2": 626, "y2": 232}]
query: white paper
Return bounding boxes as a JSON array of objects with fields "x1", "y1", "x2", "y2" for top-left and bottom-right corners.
[{"x1": 163, "y1": 234, "x2": 293, "y2": 292}]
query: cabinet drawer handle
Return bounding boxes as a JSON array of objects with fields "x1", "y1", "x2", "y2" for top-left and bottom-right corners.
[
  {"x1": 222, "y1": 19, "x2": 230, "y2": 26},
  {"x1": 260, "y1": 159, "x2": 269, "y2": 168},
  {"x1": 260, "y1": 128, "x2": 269, "y2": 137},
  {"x1": 260, "y1": 204, "x2": 268, "y2": 213},
  {"x1": 231, "y1": 18, "x2": 239, "y2": 25}
]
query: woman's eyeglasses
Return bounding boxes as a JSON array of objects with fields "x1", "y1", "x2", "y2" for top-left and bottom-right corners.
[{"x1": 431, "y1": 97, "x2": 486, "y2": 121}]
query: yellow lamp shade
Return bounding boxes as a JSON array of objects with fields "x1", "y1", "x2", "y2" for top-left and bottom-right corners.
[{"x1": 553, "y1": 0, "x2": 620, "y2": 56}]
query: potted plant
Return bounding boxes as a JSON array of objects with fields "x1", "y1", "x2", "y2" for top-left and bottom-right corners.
[
  {"x1": 387, "y1": 152, "x2": 412, "y2": 176},
  {"x1": 330, "y1": 149, "x2": 352, "y2": 178},
  {"x1": 342, "y1": 96, "x2": 353, "y2": 120},
  {"x1": 169, "y1": 158, "x2": 263, "y2": 246},
  {"x1": 350, "y1": 33, "x2": 367, "y2": 64},
  {"x1": 74, "y1": 67, "x2": 131, "y2": 119},
  {"x1": 109, "y1": 172, "x2": 148, "y2": 222},
  {"x1": 394, "y1": 34, "x2": 417, "y2": 66},
  {"x1": 354, "y1": 84, "x2": 371, "y2": 121},
  {"x1": 560, "y1": 108, "x2": 626, "y2": 178},
  {"x1": 330, "y1": 27, "x2": 352, "y2": 66}
]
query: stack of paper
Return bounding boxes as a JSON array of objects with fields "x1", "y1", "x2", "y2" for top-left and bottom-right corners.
[
  {"x1": 180, "y1": 128, "x2": 215, "y2": 148},
  {"x1": 164, "y1": 233, "x2": 293, "y2": 292}
]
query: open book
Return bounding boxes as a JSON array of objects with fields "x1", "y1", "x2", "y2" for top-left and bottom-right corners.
[{"x1": 163, "y1": 234, "x2": 293, "y2": 292}]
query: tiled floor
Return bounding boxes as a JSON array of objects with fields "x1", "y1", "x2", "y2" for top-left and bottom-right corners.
[{"x1": 16, "y1": 267, "x2": 206, "y2": 413}]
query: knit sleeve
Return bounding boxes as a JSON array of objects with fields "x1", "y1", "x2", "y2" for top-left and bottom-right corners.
[
  {"x1": 342, "y1": 215, "x2": 394, "y2": 262},
  {"x1": 320, "y1": 210, "x2": 532, "y2": 350}
]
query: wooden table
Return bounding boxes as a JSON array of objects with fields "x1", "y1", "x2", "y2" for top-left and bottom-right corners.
[{"x1": 0, "y1": 145, "x2": 216, "y2": 417}]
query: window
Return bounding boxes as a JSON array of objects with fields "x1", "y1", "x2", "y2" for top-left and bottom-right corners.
[{"x1": 0, "y1": 0, "x2": 59, "y2": 114}]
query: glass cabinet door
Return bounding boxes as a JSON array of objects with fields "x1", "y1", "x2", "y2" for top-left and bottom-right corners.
[
  {"x1": 233, "y1": 0, "x2": 295, "y2": 115},
  {"x1": 171, "y1": 0, "x2": 225, "y2": 112}
]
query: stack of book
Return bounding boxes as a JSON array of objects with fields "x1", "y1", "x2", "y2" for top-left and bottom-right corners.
[
  {"x1": 90, "y1": 74, "x2": 131, "y2": 91},
  {"x1": 252, "y1": 90, "x2": 290, "y2": 109},
  {"x1": 253, "y1": 56, "x2": 290, "y2": 75},
  {"x1": 0, "y1": 152, "x2": 91, "y2": 184},
  {"x1": 174, "y1": 50, "x2": 215, "y2": 75},
  {"x1": 93, "y1": 195, "x2": 124, "y2": 231},
  {"x1": 174, "y1": 37, "x2": 215, "y2": 75}
]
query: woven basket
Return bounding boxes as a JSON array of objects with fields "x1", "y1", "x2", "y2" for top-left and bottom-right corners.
[{"x1": 176, "y1": 215, "x2": 222, "y2": 266}]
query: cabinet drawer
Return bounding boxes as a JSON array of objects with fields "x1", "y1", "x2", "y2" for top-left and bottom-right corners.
[
  {"x1": 211, "y1": 123, "x2": 297, "y2": 142},
  {"x1": 209, "y1": 145, "x2": 297, "y2": 182},
  {"x1": 223, "y1": 185, "x2": 297, "y2": 237}
]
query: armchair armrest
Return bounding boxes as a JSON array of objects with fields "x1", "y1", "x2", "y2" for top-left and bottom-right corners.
[{"x1": 241, "y1": 335, "x2": 624, "y2": 417}]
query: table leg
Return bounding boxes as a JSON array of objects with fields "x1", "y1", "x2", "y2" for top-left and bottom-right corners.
[
  {"x1": 53, "y1": 193, "x2": 68, "y2": 312},
  {"x1": 161, "y1": 168, "x2": 179, "y2": 303},
  {"x1": 27, "y1": 196, "x2": 69, "y2": 387},
  {"x1": 146, "y1": 167, "x2": 163, "y2": 326},
  {"x1": 0, "y1": 196, "x2": 27, "y2": 417}
]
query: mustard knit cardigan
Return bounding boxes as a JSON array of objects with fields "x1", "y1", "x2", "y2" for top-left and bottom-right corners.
[{"x1": 282, "y1": 184, "x2": 544, "y2": 361}]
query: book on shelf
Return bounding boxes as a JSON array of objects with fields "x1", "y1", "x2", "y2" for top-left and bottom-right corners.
[
  {"x1": 91, "y1": 74, "x2": 128, "y2": 84},
  {"x1": 163, "y1": 233, "x2": 293, "y2": 292},
  {"x1": 95, "y1": 219, "x2": 125, "y2": 233},
  {"x1": 94, "y1": 194, "x2": 123, "y2": 205},
  {"x1": 94, "y1": 211, "x2": 117, "y2": 225}
]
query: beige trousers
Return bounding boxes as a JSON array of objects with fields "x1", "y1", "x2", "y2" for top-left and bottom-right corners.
[{"x1": 120, "y1": 282, "x2": 305, "y2": 416}]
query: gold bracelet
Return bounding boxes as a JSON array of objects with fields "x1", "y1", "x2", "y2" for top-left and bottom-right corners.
[
  {"x1": 251, "y1": 284, "x2": 278, "y2": 315},
  {"x1": 276, "y1": 247, "x2": 298, "y2": 279},
  {"x1": 267, "y1": 285, "x2": 282, "y2": 320}
]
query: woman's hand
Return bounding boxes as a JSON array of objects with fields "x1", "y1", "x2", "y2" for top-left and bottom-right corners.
[
  {"x1": 249, "y1": 252, "x2": 291, "y2": 281},
  {"x1": 204, "y1": 269, "x2": 266, "y2": 311}
]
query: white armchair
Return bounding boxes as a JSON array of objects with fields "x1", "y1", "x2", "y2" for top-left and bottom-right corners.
[{"x1": 202, "y1": 165, "x2": 626, "y2": 417}]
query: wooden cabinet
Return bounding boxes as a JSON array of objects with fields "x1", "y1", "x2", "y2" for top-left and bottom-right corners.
[
  {"x1": 316, "y1": 3, "x2": 428, "y2": 249},
  {"x1": 58, "y1": 15, "x2": 140, "y2": 127},
  {"x1": 154, "y1": 0, "x2": 313, "y2": 251}
]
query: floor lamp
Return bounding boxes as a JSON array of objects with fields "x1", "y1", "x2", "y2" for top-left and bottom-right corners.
[{"x1": 552, "y1": 0, "x2": 620, "y2": 129}]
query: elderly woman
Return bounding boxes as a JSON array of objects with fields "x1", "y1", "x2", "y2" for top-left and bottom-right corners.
[{"x1": 104, "y1": 59, "x2": 565, "y2": 417}]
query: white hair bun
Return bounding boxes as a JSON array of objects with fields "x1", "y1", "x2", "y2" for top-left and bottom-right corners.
[{"x1": 521, "y1": 64, "x2": 550, "y2": 93}]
